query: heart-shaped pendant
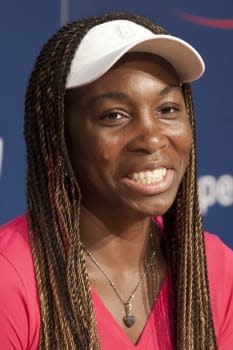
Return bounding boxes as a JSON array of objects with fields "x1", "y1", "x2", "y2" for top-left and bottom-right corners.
[{"x1": 123, "y1": 315, "x2": 135, "y2": 328}]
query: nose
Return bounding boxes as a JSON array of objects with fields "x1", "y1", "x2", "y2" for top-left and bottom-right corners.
[{"x1": 127, "y1": 113, "x2": 169, "y2": 155}]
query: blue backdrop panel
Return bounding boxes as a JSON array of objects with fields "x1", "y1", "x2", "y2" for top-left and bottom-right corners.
[{"x1": 0, "y1": 0, "x2": 232, "y2": 247}]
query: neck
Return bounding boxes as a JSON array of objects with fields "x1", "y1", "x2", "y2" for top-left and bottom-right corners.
[{"x1": 79, "y1": 205, "x2": 160, "y2": 269}]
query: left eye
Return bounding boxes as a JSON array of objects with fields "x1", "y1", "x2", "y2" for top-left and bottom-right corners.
[{"x1": 158, "y1": 106, "x2": 179, "y2": 115}]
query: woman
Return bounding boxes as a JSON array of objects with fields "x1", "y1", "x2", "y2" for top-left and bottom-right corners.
[{"x1": 0, "y1": 12, "x2": 232, "y2": 349}]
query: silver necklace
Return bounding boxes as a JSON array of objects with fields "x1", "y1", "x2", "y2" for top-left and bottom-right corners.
[{"x1": 82, "y1": 242, "x2": 156, "y2": 328}]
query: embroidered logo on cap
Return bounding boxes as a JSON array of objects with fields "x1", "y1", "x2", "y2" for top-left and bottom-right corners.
[{"x1": 113, "y1": 22, "x2": 138, "y2": 40}]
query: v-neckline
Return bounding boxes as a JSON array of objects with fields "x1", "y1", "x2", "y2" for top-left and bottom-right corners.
[{"x1": 91, "y1": 273, "x2": 169, "y2": 349}]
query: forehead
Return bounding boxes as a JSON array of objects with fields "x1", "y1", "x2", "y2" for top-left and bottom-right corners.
[{"x1": 65, "y1": 52, "x2": 180, "y2": 104}]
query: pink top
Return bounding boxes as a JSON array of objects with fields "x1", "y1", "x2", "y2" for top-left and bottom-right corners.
[
  {"x1": 0, "y1": 215, "x2": 233, "y2": 349},
  {"x1": 93, "y1": 275, "x2": 174, "y2": 349}
]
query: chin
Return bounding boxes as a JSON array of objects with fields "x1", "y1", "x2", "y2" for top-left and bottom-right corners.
[{"x1": 125, "y1": 195, "x2": 176, "y2": 218}]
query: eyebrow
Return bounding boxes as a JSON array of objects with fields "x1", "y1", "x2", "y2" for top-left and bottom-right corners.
[
  {"x1": 159, "y1": 84, "x2": 183, "y2": 96},
  {"x1": 87, "y1": 91, "x2": 129, "y2": 105},
  {"x1": 81, "y1": 84, "x2": 183, "y2": 107}
]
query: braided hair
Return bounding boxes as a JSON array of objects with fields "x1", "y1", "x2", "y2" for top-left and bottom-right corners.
[{"x1": 24, "y1": 12, "x2": 218, "y2": 349}]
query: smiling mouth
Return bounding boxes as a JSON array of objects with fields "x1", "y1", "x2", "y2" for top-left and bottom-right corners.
[{"x1": 128, "y1": 168, "x2": 167, "y2": 185}]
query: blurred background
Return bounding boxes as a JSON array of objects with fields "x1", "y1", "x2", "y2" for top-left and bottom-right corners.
[{"x1": 0, "y1": 0, "x2": 232, "y2": 247}]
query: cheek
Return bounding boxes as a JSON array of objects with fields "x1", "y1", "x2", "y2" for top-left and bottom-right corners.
[
  {"x1": 89, "y1": 135, "x2": 118, "y2": 163},
  {"x1": 102, "y1": 151, "x2": 114, "y2": 161},
  {"x1": 167, "y1": 119, "x2": 192, "y2": 166},
  {"x1": 176, "y1": 122, "x2": 193, "y2": 170},
  {"x1": 70, "y1": 128, "x2": 119, "y2": 176},
  {"x1": 172, "y1": 117, "x2": 192, "y2": 146},
  {"x1": 181, "y1": 122, "x2": 192, "y2": 154},
  {"x1": 93, "y1": 137, "x2": 116, "y2": 161}
]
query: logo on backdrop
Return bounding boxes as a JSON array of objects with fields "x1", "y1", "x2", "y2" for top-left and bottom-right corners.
[
  {"x1": 198, "y1": 175, "x2": 233, "y2": 214},
  {"x1": 0, "y1": 137, "x2": 3, "y2": 179},
  {"x1": 177, "y1": 11, "x2": 233, "y2": 30}
]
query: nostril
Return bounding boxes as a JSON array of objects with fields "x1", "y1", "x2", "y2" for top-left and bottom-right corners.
[{"x1": 127, "y1": 131, "x2": 168, "y2": 155}]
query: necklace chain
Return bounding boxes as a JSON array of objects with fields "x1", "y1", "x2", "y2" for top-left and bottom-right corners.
[{"x1": 82, "y1": 240, "x2": 157, "y2": 327}]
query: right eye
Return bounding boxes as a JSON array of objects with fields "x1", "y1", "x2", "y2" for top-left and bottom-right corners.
[
  {"x1": 99, "y1": 110, "x2": 130, "y2": 126},
  {"x1": 100, "y1": 111, "x2": 124, "y2": 120}
]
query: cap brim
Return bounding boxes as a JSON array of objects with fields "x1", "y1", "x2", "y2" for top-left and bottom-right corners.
[{"x1": 66, "y1": 34, "x2": 205, "y2": 89}]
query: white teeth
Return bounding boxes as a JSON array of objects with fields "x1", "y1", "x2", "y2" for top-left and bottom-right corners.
[
  {"x1": 138, "y1": 172, "x2": 144, "y2": 180},
  {"x1": 130, "y1": 168, "x2": 167, "y2": 184}
]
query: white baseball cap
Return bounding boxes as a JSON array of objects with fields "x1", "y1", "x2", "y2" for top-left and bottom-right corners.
[{"x1": 66, "y1": 19, "x2": 205, "y2": 89}]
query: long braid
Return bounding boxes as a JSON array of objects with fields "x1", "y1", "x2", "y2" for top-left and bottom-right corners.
[
  {"x1": 25, "y1": 19, "x2": 99, "y2": 349},
  {"x1": 24, "y1": 12, "x2": 218, "y2": 349},
  {"x1": 164, "y1": 84, "x2": 218, "y2": 349}
]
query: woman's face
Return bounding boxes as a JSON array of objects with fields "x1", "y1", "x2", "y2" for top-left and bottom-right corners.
[{"x1": 65, "y1": 53, "x2": 192, "y2": 219}]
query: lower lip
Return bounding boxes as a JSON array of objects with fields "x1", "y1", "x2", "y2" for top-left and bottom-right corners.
[{"x1": 119, "y1": 169, "x2": 175, "y2": 195}]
